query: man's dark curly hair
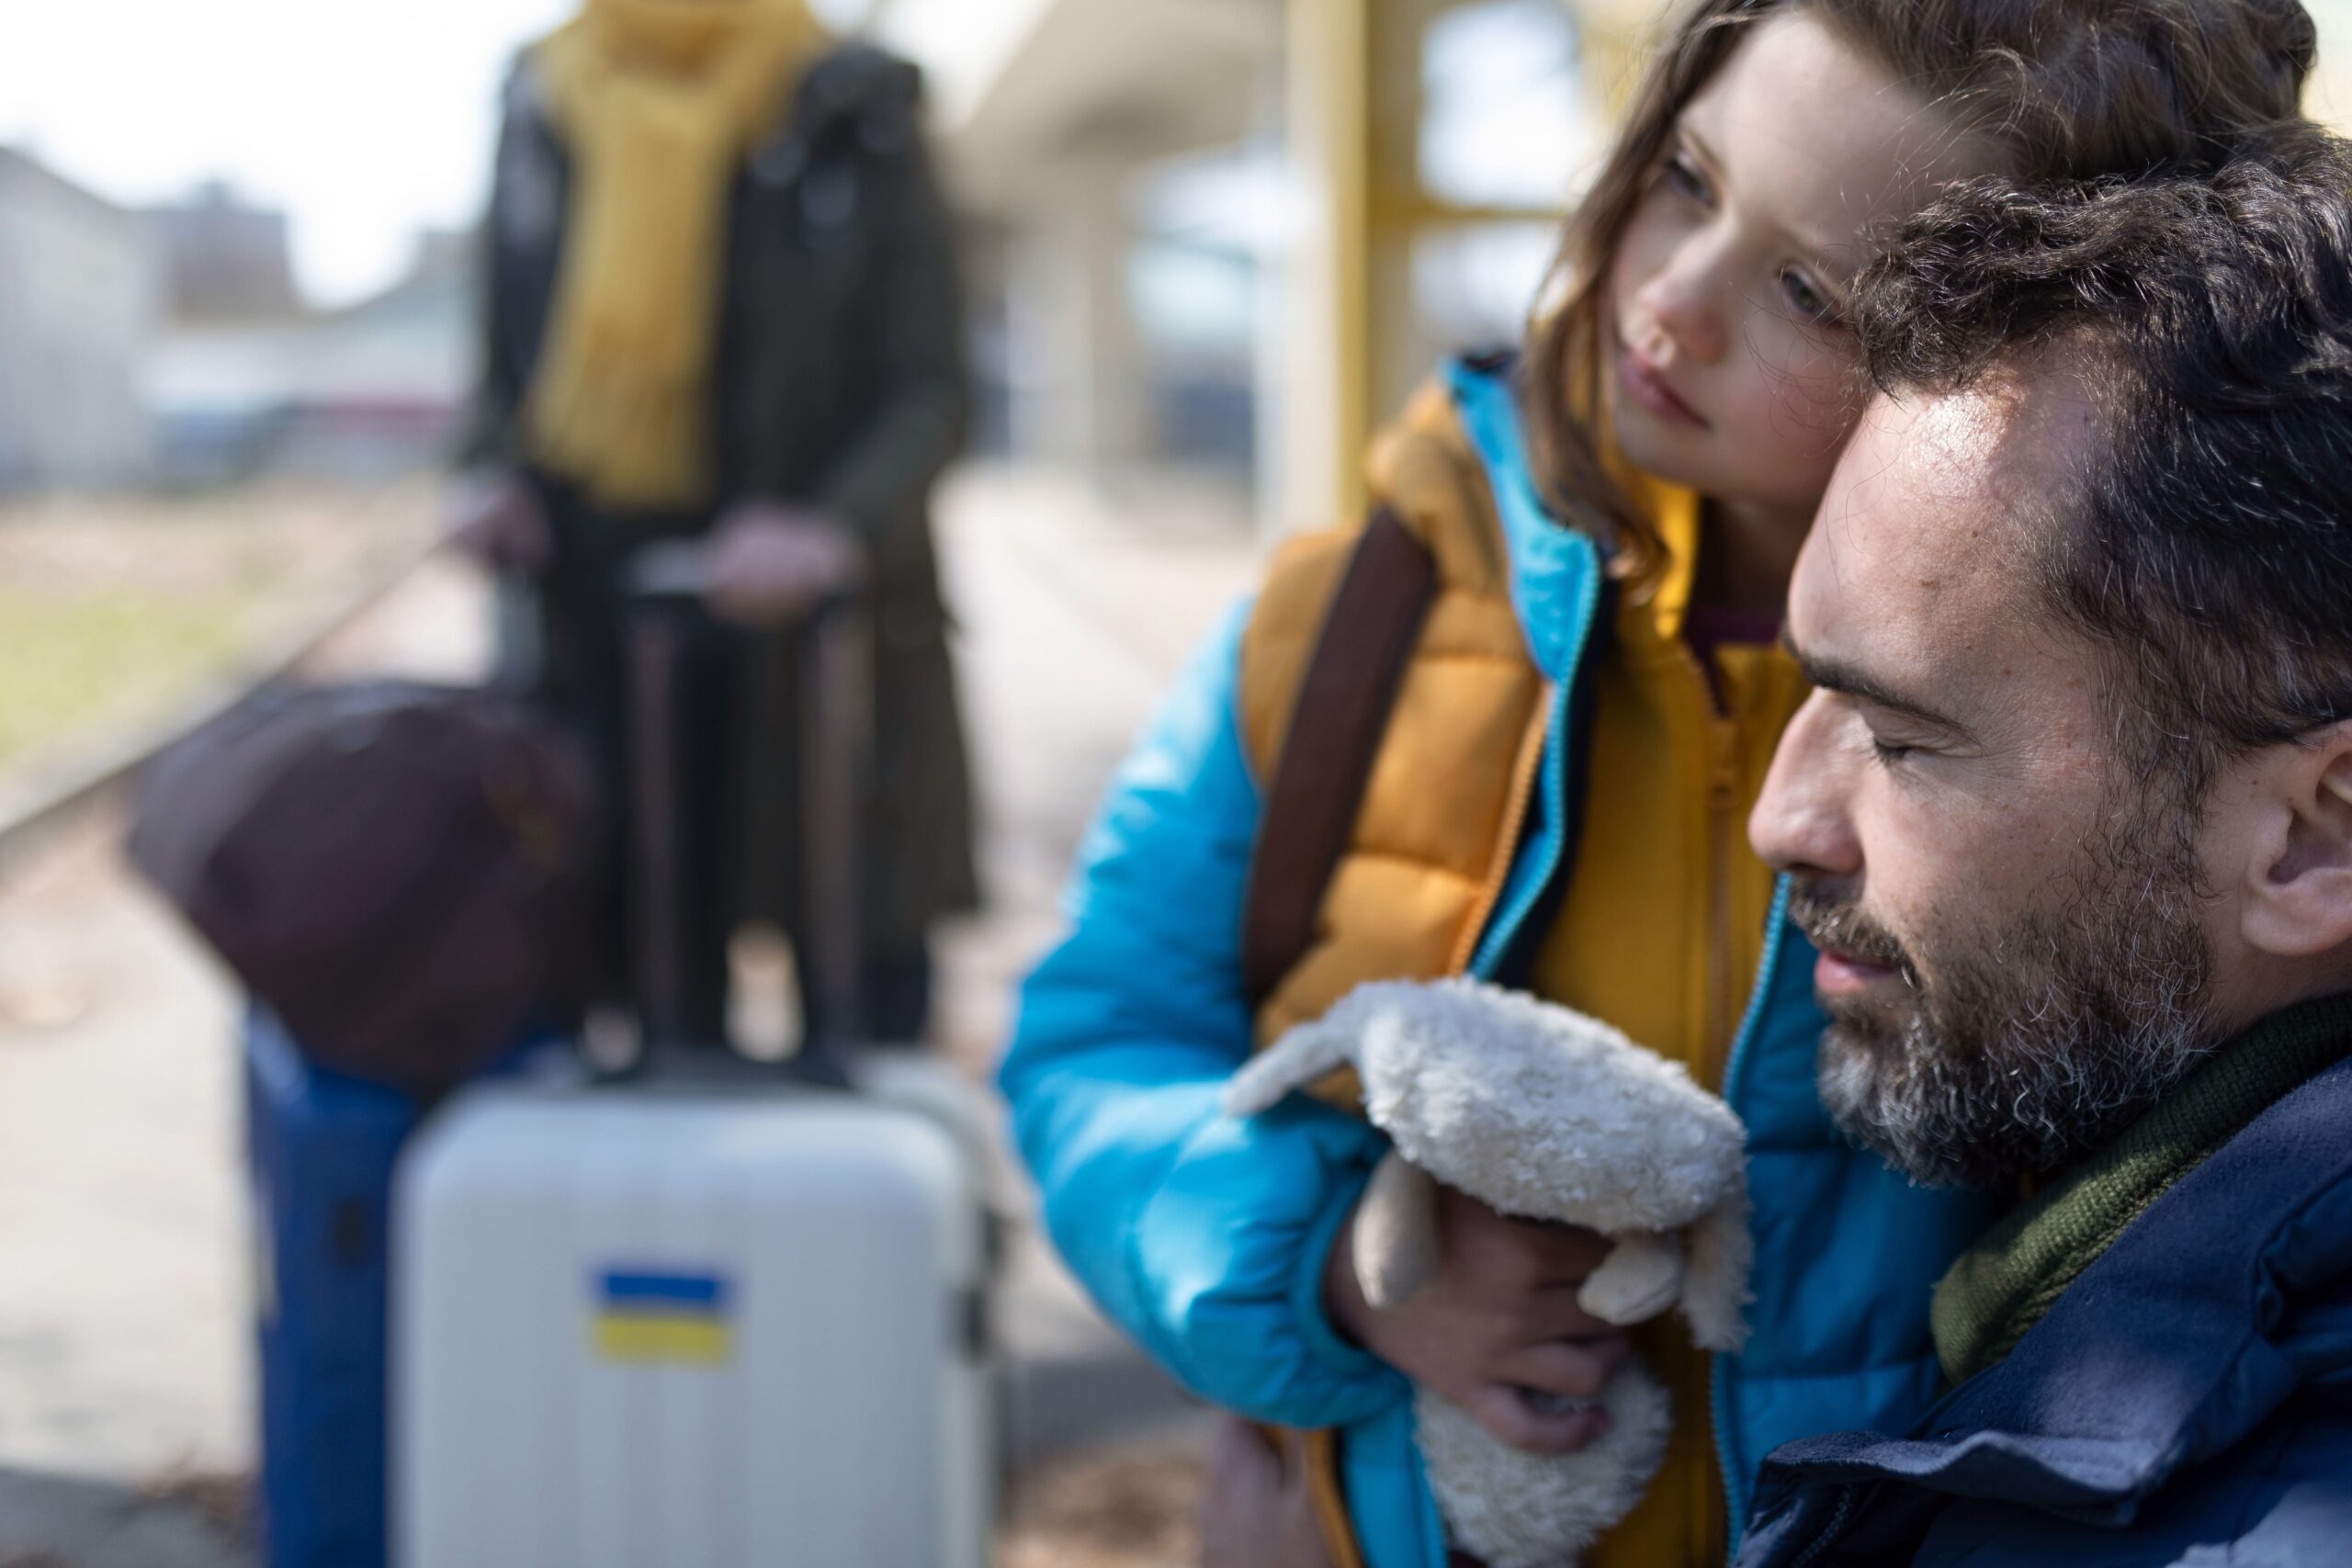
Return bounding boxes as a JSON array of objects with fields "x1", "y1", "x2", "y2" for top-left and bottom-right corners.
[{"x1": 1849, "y1": 132, "x2": 2352, "y2": 801}]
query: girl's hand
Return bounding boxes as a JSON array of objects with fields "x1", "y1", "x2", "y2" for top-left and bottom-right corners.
[
  {"x1": 1325, "y1": 1181, "x2": 1631, "y2": 1455},
  {"x1": 1198, "y1": 1417, "x2": 1332, "y2": 1568}
]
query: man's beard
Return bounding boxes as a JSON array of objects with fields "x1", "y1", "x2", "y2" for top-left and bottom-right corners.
[{"x1": 1789, "y1": 807, "x2": 2219, "y2": 1189}]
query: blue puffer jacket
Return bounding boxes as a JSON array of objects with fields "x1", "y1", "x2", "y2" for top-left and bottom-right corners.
[
  {"x1": 1736, "y1": 1044, "x2": 2352, "y2": 1568},
  {"x1": 1000, "y1": 358, "x2": 2001, "y2": 1567}
]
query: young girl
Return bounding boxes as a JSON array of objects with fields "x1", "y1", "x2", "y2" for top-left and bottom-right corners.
[{"x1": 1001, "y1": 5, "x2": 2315, "y2": 1567}]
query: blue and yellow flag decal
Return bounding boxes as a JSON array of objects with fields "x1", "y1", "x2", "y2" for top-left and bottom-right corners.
[{"x1": 590, "y1": 1269, "x2": 735, "y2": 1366}]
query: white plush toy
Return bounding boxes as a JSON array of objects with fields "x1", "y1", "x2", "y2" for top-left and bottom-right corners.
[{"x1": 1223, "y1": 978, "x2": 1753, "y2": 1568}]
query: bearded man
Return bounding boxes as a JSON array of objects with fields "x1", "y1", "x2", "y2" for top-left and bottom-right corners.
[{"x1": 1740, "y1": 135, "x2": 2352, "y2": 1565}]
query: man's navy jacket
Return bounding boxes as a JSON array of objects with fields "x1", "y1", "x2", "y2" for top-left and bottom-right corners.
[{"x1": 1736, "y1": 1051, "x2": 2352, "y2": 1566}]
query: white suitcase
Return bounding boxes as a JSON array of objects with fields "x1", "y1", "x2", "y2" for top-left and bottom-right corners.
[
  {"x1": 392, "y1": 559, "x2": 1000, "y2": 1567},
  {"x1": 391, "y1": 1058, "x2": 998, "y2": 1568}
]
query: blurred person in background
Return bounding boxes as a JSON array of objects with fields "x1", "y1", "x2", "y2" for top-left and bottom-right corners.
[{"x1": 448, "y1": 0, "x2": 976, "y2": 1047}]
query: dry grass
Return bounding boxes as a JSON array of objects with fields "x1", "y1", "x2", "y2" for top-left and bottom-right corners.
[
  {"x1": 32, "y1": 1450, "x2": 1202, "y2": 1567},
  {"x1": 999, "y1": 1443, "x2": 1204, "y2": 1568},
  {"x1": 137, "y1": 1469, "x2": 251, "y2": 1546},
  {"x1": 0, "y1": 482, "x2": 434, "y2": 773}
]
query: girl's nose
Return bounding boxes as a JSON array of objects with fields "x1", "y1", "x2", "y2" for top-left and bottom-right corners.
[{"x1": 1634, "y1": 239, "x2": 1730, "y2": 367}]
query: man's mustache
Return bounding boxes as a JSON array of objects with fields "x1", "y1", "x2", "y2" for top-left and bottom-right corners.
[{"x1": 1786, "y1": 880, "x2": 1913, "y2": 975}]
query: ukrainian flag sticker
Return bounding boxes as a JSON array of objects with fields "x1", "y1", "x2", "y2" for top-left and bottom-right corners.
[{"x1": 591, "y1": 1269, "x2": 736, "y2": 1366}]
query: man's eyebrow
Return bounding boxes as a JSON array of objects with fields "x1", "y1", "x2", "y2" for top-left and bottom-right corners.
[{"x1": 1783, "y1": 634, "x2": 1973, "y2": 739}]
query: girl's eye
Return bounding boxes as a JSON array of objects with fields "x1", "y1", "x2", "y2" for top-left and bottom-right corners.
[
  {"x1": 1781, "y1": 268, "x2": 1841, "y2": 327},
  {"x1": 1660, "y1": 150, "x2": 1711, "y2": 205}
]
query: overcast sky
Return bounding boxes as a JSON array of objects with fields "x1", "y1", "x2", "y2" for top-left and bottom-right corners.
[
  {"x1": 0, "y1": 3, "x2": 595, "y2": 305},
  {"x1": 0, "y1": 0, "x2": 883, "y2": 308},
  {"x1": 0, "y1": 0, "x2": 1578, "y2": 312},
  {"x1": 19, "y1": 0, "x2": 2345, "y2": 312}
]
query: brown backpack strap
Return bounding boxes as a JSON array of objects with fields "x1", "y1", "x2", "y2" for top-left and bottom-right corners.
[{"x1": 1241, "y1": 508, "x2": 1439, "y2": 1009}]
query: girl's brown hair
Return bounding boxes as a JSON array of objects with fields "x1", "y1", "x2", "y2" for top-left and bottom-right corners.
[{"x1": 1523, "y1": 0, "x2": 2316, "y2": 572}]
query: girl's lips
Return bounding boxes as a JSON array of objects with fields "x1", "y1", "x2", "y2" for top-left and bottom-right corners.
[
  {"x1": 1815, "y1": 948, "x2": 1899, "y2": 998},
  {"x1": 1617, "y1": 347, "x2": 1707, "y2": 429}
]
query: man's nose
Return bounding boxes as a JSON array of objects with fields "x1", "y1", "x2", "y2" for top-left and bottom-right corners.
[
  {"x1": 1634, "y1": 235, "x2": 1731, "y2": 367},
  {"x1": 1749, "y1": 693, "x2": 1862, "y2": 878}
]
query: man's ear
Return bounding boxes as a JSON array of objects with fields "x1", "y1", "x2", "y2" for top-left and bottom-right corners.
[{"x1": 2241, "y1": 722, "x2": 2352, "y2": 960}]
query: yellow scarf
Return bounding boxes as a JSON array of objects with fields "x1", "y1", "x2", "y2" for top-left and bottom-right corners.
[{"x1": 529, "y1": 0, "x2": 828, "y2": 508}]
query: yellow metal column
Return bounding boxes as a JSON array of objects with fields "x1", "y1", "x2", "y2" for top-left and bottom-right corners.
[
  {"x1": 1365, "y1": 0, "x2": 1434, "y2": 435},
  {"x1": 1571, "y1": 0, "x2": 1656, "y2": 116},
  {"x1": 1285, "y1": 0, "x2": 1611, "y2": 530},
  {"x1": 1289, "y1": 0, "x2": 1375, "y2": 524}
]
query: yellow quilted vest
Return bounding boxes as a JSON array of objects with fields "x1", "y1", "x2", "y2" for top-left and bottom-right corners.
[
  {"x1": 1238, "y1": 380, "x2": 1552, "y2": 1566},
  {"x1": 1237, "y1": 378, "x2": 1804, "y2": 1568},
  {"x1": 1240, "y1": 380, "x2": 1550, "y2": 1067}
]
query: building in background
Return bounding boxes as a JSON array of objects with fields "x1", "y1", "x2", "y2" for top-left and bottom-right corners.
[
  {"x1": 142, "y1": 225, "x2": 474, "y2": 488},
  {"x1": 146, "y1": 179, "x2": 303, "y2": 324},
  {"x1": 0, "y1": 147, "x2": 156, "y2": 491},
  {"x1": 0, "y1": 160, "x2": 469, "y2": 494},
  {"x1": 885, "y1": 0, "x2": 1611, "y2": 532},
  {"x1": 900, "y1": 0, "x2": 2352, "y2": 534},
  {"x1": 910, "y1": 0, "x2": 1283, "y2": 502},
  {"x1": 22, "y1": 0, "x2": 2352, "y2": 511}
]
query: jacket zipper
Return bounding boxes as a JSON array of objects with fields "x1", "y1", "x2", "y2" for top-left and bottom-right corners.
[
  {"x1": 1668, "y1": 635, "x2": 1744, "y2": 1066},
  {"x1": 1454, "y1": 534, "x2": 1605, "y2": 978},
  {"x1": 1706, "y1": 719, "x2": 1741, "y2": 1066},
  {"x1": 1678, "y1": 634, "x2": 1748, "y2": 1563},
  {"x1": 1713, "y1": 875, "x2": 1795, "y2": 1555},
  {"x1": 1439, "y1": 682, "x2": 1552, "y2": 973},
  {"x1": 1701, "y1": 716, "x2": 1740, "y2": 1559},
  {"x1": 1783, "y1": 1483, "x2": 1857, "y2": 1568}
]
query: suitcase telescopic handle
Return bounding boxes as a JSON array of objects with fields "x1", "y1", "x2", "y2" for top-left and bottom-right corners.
[
  {"x1": 618, "y1": 542, "x2": 868, "y2": 1089},
  {"x1": 622, "y1": 540, "x2": 718, "y2": 606},
  {"x1": 621, "y1": 538, "x2": 867, "y2": 615},
  {"x1": 621, "y1": 588, "x2": 695, "y2": 1066},
  {"x1": 791, "y1": 596, "x2": 870, "y2": 1088}
]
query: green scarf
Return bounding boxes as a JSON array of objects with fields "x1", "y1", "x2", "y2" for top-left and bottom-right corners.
[{"x1": 1931, "y1": 991, "x2": 2352, "y2": 1386}]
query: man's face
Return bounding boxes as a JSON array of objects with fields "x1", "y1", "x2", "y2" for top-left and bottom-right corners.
[{"x1": 1749, "y1": 377, "x2": 2222, "y2": 1189}]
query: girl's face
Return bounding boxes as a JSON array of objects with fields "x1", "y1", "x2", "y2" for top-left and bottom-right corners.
[{"x1": 1605, "y1": 10, "x2": 1995, "y2": 526}]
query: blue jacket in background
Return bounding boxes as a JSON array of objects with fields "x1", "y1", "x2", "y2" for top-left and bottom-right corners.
[
  {"x1": 1737, "y1": 1047, "x2": 2352, "y2": 1567},
  {"x1": 1000, "y1": 358, "x2": 2001, "y2": 1567}
]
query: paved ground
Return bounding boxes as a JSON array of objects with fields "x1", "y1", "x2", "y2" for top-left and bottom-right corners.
[{"x1": 0, "y1": 463, "x2": 1265, "y2": 1564}]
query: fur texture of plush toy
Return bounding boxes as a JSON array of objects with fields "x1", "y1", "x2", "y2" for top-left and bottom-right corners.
[{"x1": 1224, "y1": 978, "x2": 1753, "y2": 1568}]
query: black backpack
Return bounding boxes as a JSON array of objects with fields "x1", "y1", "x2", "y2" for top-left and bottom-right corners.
[{"x1": 130, "y1": 682, "x2": 595, "y2": 1095}]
